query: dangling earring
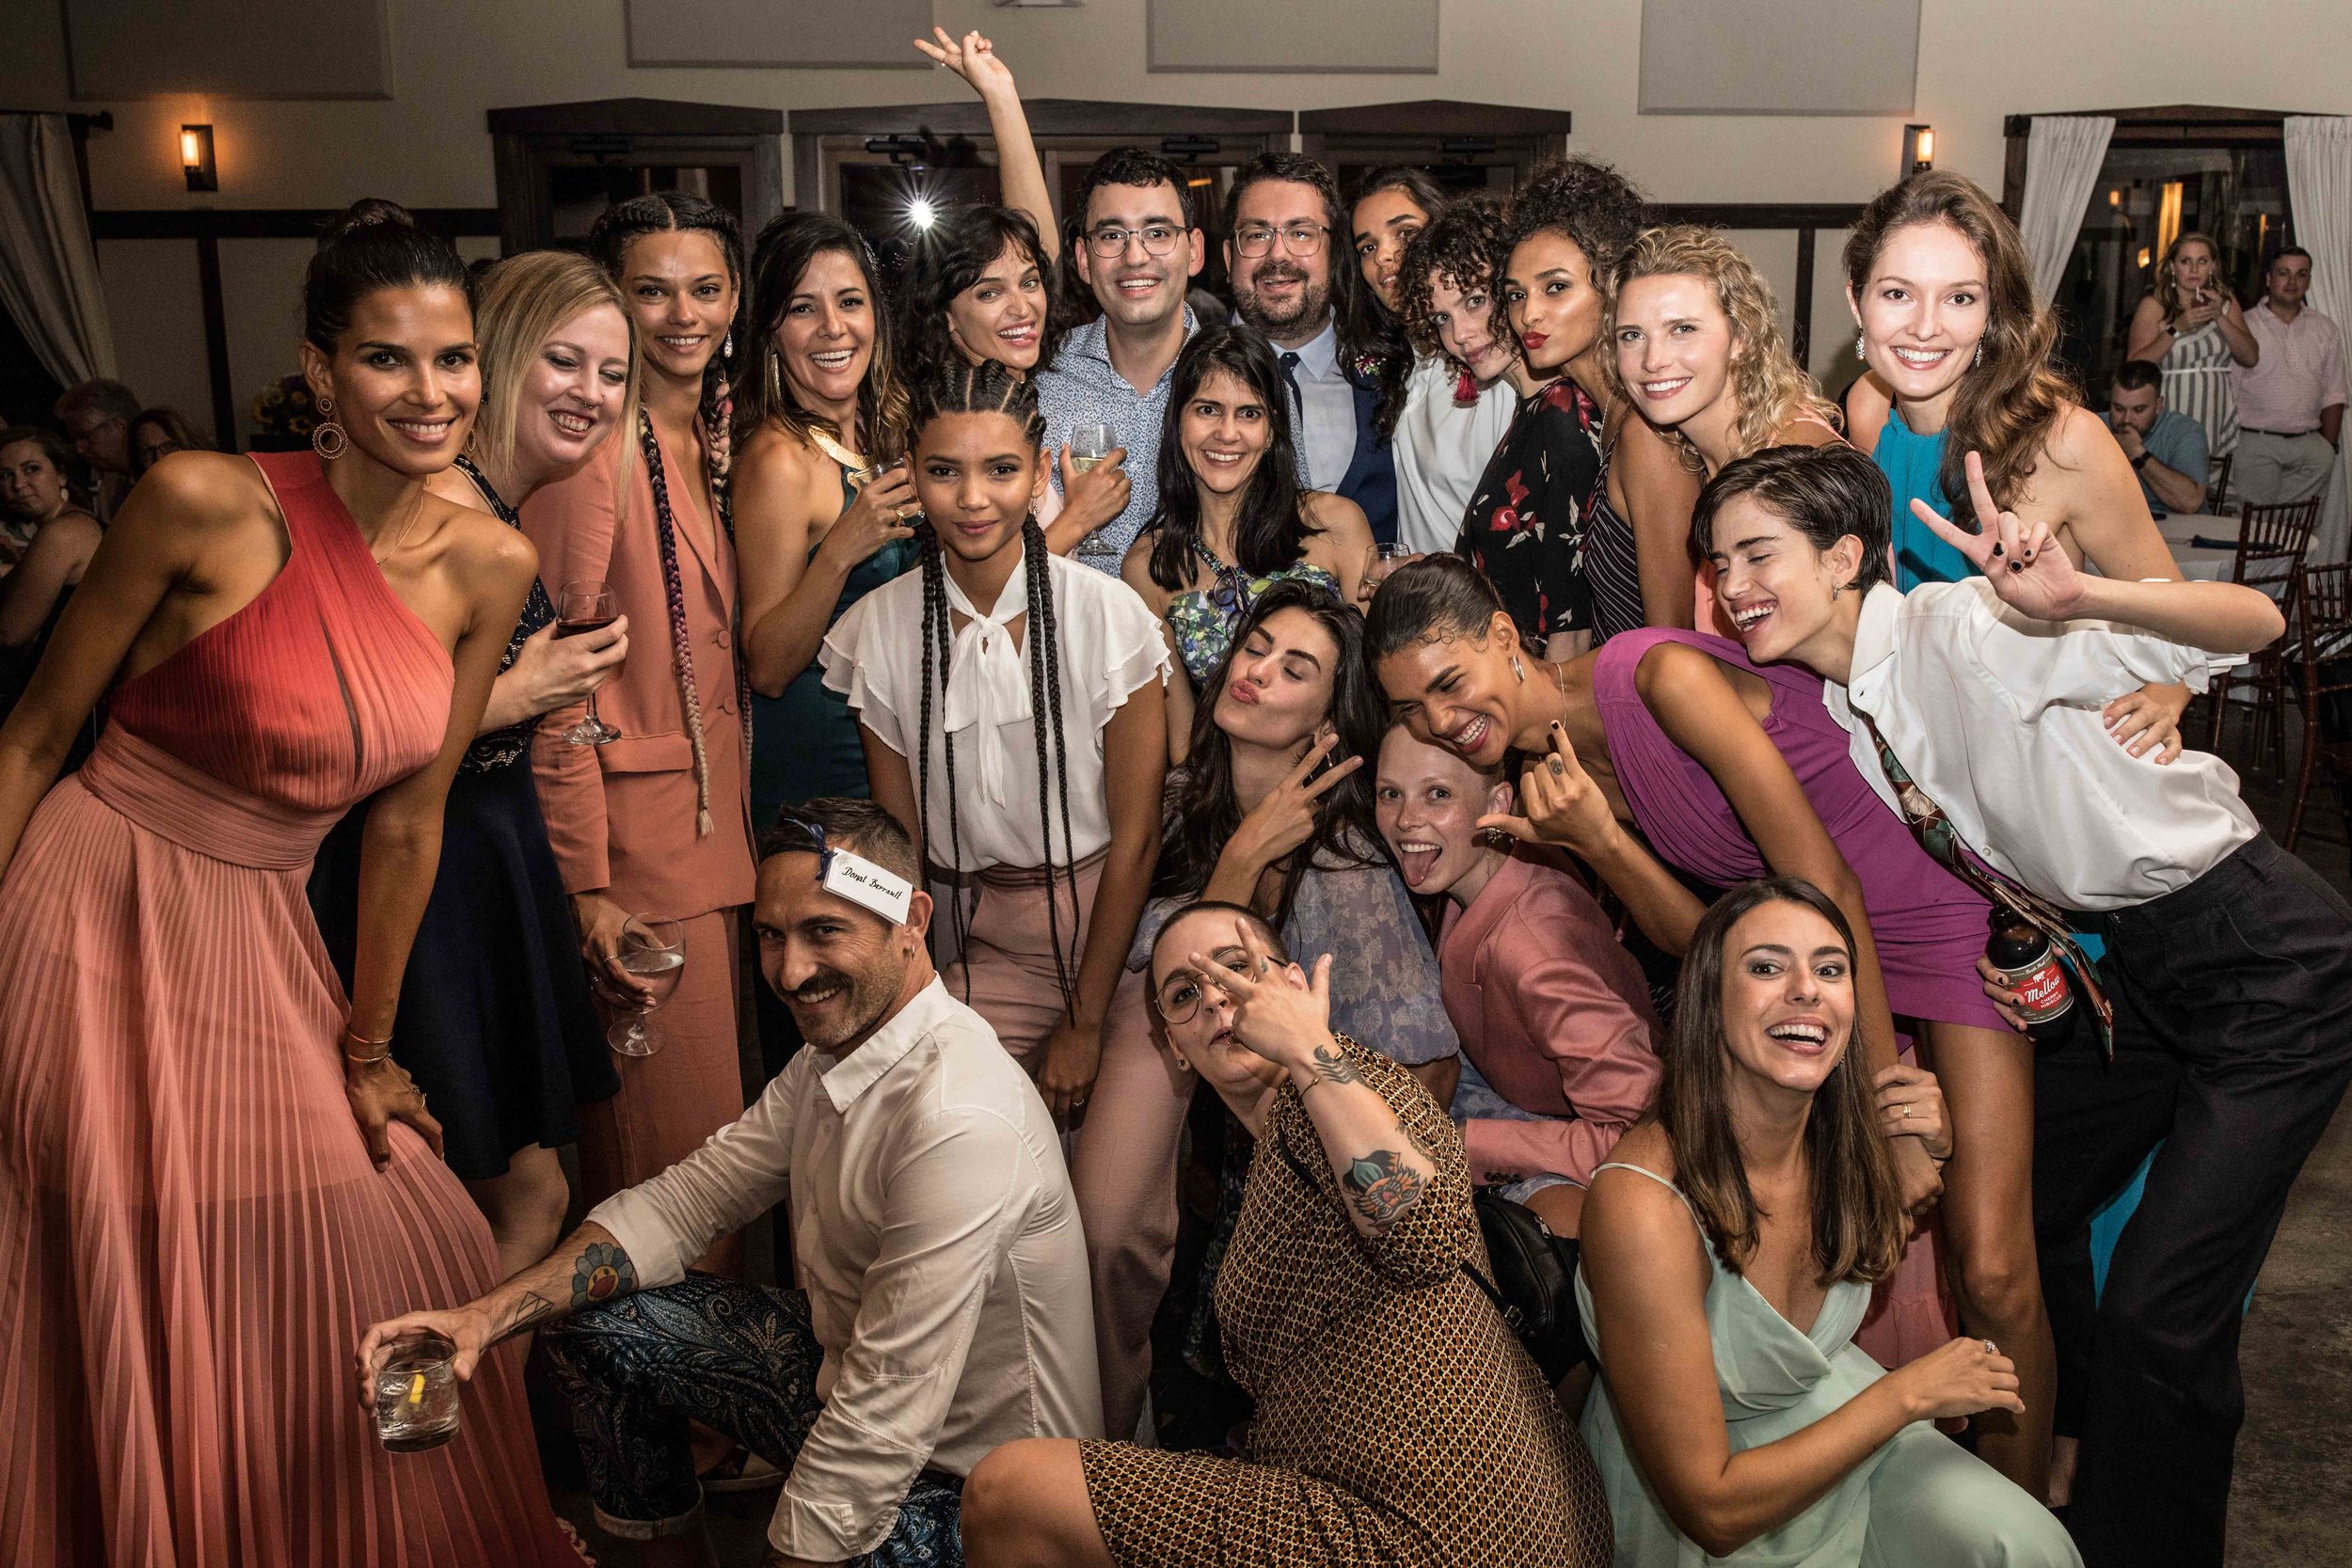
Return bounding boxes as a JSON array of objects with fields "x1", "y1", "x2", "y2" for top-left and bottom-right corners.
[
  {"x1": 1509, "y1": 655, "x2": 1526, "y2": 682},
  {"x1": 722, "y1": 329, "x2": 733, "y2": 359},
  {"x1": 311, "y1": 394, "x2": 347, "y2": 461},
  {"x1": 1855, "y1": 329, "x2": 1867, "y2": 362},
  {"x1": 1831, "y1": 582, "x2": 1842, "y2": 601},
  {"x1": 1973, "y1": 341, "x2": 1984, "y2": 369}
]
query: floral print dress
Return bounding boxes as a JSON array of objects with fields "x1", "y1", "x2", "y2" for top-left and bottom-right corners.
[{"x1": 1454, "y1": 379, "x2": 1602, "y2": 648}]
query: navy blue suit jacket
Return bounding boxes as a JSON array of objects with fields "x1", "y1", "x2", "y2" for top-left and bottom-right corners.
[{"x1": 1336, "y1": 371, "x2": 1398, "y2": 546}]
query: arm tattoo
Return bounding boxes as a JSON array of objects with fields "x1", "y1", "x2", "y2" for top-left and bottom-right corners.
[
  {"x1": 570, "y1": 1241, "x2": 637, "y2": 1308},
  {"x1": 1310, "y1": 1041, "x2": 1363, "y2": 1085},
  {"x1": 1343, "y1": 1149, "x2": 1427, "y2": 1230},
  {"x1": 486, "y1": 1289, "x2": 564, "y2": 1342}
]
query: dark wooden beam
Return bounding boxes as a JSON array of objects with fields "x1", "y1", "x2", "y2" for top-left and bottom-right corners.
[
  {"x1": 1297, "y1": 101, "x2": 1572, "y2": 136},
  {"x1": 87, "y1": 208, "x2": 501, "y2": 242},
  {"x1": 1791, "y1": 227, "x2": 1818, "y2": 368},
  {"x1": 194, "y1": 232, "x2": 237, "y2": 455},
  {"x1": 487, "y1": 98, "x2": 783, "y2": 136},
  {"x1": 1647, "y1": 202, "x2": 1867, "y2": 230}
]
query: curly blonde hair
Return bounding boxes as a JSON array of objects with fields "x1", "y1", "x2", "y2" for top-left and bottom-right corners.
[{"x1": 1602, "y1": 225, "x2": 1838, "y2": 472}]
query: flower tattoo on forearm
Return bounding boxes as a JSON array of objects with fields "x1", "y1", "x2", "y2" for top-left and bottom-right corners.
[
  {"x1": 571, "y1": 1241, "x2": 636, "y2": 1308},
  {"x1": 1343, "y1": 1148, "x2": 1426, "y2": 1230}
]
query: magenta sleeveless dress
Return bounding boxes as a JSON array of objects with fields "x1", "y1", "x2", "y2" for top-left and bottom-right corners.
[
  {"x1": 1592, "y1": 626, "x2": 2004, "y2": 1034},
  {"x1": 1592, "y1": 627, "x2": 1997, "y2": 1370},
  {"x1": 0, "y1": 452, "x2": 580, "y2": 1565}
]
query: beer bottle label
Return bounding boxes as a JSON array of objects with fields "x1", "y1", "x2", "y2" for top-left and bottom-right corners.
[{"x1": 1992, "y1": 956, "x2": 2072, "y2": 1022}]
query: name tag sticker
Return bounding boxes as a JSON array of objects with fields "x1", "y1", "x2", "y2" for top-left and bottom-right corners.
[{"x1": 821, "y1": 850, "x2": 914, "y2": 925}]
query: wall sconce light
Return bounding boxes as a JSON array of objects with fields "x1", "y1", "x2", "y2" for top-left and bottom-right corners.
[
  {"x1": 180, "y1": 124, "x2": 216, "y2": 192},
  {"x1": 2108, "y1": 188, "x2": 2122, "y2": 207},
  {"x1": 1901, "y1": 124, "x2": 1934, "y2": 180}
]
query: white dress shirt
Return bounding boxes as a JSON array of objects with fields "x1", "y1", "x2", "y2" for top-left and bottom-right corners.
[
  {"x1": 1273, "y1": 315, "x2": 1360, "y2": 492},
  {"x1": 820, "y1": 552, "x2": 1169, "y2": 871},
  {"x1": 1391, "y1": 356, "x2": 1518, "y2": 555},
  {"x1": 587, "y1": 979, "x2": 1103, "y2": 1560},
  {"x1": 1822, "y1": 580, "x2": 2259, "y2": 911}
]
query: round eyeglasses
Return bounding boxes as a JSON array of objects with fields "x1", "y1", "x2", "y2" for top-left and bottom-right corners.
[{"x1": 1153, "y1": 945, "x2": 1250, "y2": 1025}]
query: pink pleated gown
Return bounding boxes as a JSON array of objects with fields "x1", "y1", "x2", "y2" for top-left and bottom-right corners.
[{"x1": 0, "y1": 452, "x2": 580, "y2": 1566}]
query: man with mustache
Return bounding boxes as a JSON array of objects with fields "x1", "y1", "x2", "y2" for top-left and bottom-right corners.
[
  {"x1": 356, "y1": 796, "x2": 1099, "y2": 1567},
  {"x1": 1226, "y1": 152, "x2": 1400, "y2": 544}
]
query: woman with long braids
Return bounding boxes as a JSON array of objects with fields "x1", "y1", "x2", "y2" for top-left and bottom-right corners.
[
  {"x1": 522, "y1": 193, "x2": 757, "y2": 1241},
  {"x1": 819, "y1": 358, "x2": 1168, "y2": 1116},
  {"x1": 309, "y1": 249, "x2": 633, "y2": 1278},
  {"x1": 1078, "y1": 579, "x2": 1457, "y2": 1445},
  {"x1": 1121, "y1": 324, "x2": 1374, "y2": 757},
  {"x1": 0, "y1": 198, "x2": 581, "y2": 1562}
]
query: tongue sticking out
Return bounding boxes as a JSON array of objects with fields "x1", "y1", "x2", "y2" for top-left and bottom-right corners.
[{"x1": 1396, "y1": 845, "x2": 1442, "y2": 888}]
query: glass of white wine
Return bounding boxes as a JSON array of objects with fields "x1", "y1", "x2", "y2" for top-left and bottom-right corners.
[
  {"x1": 1070, "y1": 423, "x2": 1115, "y2": 474},
  {"x1": 607, "y1": 914, "x2": 687, "y2": 1056}
]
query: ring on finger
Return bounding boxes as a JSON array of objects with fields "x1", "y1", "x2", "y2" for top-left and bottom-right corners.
[
  {"x1": 1900, "y1": 1103, "x2": 1913, "y2": 1118},
  {"x1": 1982, "y1": 1338, "x2": 1997, "y2": 1354}
]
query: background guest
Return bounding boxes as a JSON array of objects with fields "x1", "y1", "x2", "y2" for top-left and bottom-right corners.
[
  {"x1": 2106, "y1": 359, "x2": 2209, "y2": 519},
  {"x1": 1120, "y1": 324, "x2": 1372, "y2": 755},
  {"x1": 1359, "y1": 175, "x2": 1522, "y2": 563},
  {"x1": 1374, "y1": 723, "x2": 1660, "y2": 1239},
  {"x1": 1226, "y1": 151, "x2": 1398, "y2": 541},
  {"x1": 51, "y1": 375, "x2": 140, "y2": 523},
  {"x1": 0, "y1": 425, "x2": 87, "y2": 570},
  {"x1": 127, "y1": 406, "x2": 205, "y2": 478},
  {"x1": 2126, "y1": 230, "x2": 2258, "y2": 462},
  {"x1": 1038, "y1": 147, "x2": 1206, "y2": 568},
  {"x1": 2233, "y1": 245, "x2": 2346, "y2": 506},
  {"x1": 0, "y1": 426, "x2": 102, "y2": 743},
  {"x1": 1577, "y1": 879, "x2": 2077, "y2": 1568}
]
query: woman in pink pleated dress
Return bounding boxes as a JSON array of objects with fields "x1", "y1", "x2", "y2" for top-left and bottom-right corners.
[{"x1": 0, "y1": 201, "x2": 584, "y2": 1565}]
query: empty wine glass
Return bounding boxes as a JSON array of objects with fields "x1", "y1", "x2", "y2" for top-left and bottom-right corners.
[
  {"x1": 557, "y1": 580, "x2": 621, "y2": 746},
  {"x1": 608, "y1": 914, "x2": 687, "y2": 1056}
]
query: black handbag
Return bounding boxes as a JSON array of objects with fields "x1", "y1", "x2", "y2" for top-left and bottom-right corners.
[
  {"x1": 1468, "y1": 1186, "x2": 1591, "y2": 1384},
  {"x1": 1272, "y1": 1132, "x2": 1589, "y2": 1381}
]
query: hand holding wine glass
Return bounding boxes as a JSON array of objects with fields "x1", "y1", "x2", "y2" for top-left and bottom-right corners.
[
  {"x1": 601, "y1": 914, "x2": 686, "y2": 1057},
  {"x1": 556, "y1": 580, "x2": 623, "y2": 746}
]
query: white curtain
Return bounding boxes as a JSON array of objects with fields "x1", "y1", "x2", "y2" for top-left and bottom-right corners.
[
  {"x1": 0, "y1": 113, "x2": 116, "y2": 388},
  {"x1": 2017, "y1": 116, "x2": 2116, "y2": 306},
  {"x1": 2286, "y1": 117, "x2": 2352, "y2": 562}
]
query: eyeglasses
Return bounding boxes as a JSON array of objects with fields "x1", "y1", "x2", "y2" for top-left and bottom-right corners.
[
  {"x1": 1232, "y1": 223, "x2": 1329, "y2": 259},
  {"x1": 1086, "y1": 224, "x2": 1184, "y2": 259},
  {"x1": 1154, "y1": 946, "x2": 1249, "y2": 1025}
]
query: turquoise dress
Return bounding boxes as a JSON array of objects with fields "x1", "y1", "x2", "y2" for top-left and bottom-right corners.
[
  {"x1": 748, "y1": 465, "x2": 916, "y2": 829},
  {"x1": 1575, "y1": 1162, "x2": 2080, "y2": 1568},
  {"x1": 1871, "y1": 411, "x2": 1974, "y2": 590}
]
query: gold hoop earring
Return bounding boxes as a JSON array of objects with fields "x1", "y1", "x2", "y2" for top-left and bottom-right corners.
[
  {"x1": 310, "y1": 395, "x2": 348, "y2": 461},
  {"x1": 1509, "y1": 655, "x2": 1527, "y2": 682}
]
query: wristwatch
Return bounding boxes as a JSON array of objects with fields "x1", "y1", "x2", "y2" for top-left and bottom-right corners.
[{"x1": 2130, "y1": 451, "x2": 2152, "y2": 469}]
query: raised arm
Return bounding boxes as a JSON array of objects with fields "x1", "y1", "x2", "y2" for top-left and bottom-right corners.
[
  {"x1": 915, "y1": 28, "x2": 1057, "y2": 264},
  {"x1": 1581, "y1": 1163, "x2": 2023, "y2": 1557}
]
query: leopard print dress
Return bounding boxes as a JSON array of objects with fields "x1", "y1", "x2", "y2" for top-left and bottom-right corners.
[{"x1": 1077, "y1": 1038, "x2": 1613, "y2": 1567}]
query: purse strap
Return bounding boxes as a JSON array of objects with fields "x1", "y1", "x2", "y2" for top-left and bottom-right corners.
[{"x1": 1268, "y1": 1124, "x2": 1508, "y2": 1310}]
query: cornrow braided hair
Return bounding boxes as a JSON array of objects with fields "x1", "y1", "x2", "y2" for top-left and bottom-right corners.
[
  {"x1": 638, "y1": 395, "x2": 752, "y2": 837},
  {"x1": 909, "y1": 358, "x2": 1080, "y2": 1017}
]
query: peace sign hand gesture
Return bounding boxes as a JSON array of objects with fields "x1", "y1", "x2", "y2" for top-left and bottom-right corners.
[
  {"x1": 1224, "y1": 732, "x2": 1364, "y2": 878},
  {"x1": 914, "y1": 27, "x2": 1018, "y2": 102},
  {"x1": 1186, "y1": 923, "x2": 1337, "y2": 1075},
  {"x1": 1911, "y1": 450, "x2": 2089, "y2": 623},
  {"x1": 1479, "y1": 721, "x2": 1621, "y2": 861}
]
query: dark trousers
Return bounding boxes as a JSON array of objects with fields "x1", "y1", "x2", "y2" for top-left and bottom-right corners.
[
  {"x1": 539, "y1": 1273, "x2": 963, "y2": 1565},
  {"x1": 2032, "y1": 834, "x2": 2352, "y2": 1567}
]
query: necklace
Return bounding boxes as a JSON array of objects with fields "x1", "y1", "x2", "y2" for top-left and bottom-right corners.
[
  {"x1": 366, "y1": 484, "x2": 430, "y2": 565},
  {"x1": 1553, "y1": 657, "x2": 1573, "y2": 730}
]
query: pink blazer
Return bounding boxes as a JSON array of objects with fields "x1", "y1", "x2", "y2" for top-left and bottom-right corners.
[
  {"x1": 1438, "y1": 852, "x2": 1662, "y2": 1188},
  {"x1": 520, "y1": 432, "x2": 755, "y2": 922}
]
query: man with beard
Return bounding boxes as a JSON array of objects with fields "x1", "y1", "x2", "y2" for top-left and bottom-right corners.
[
  {"x1": 356, "y1": 797, "x2": 1100, "y2": 1567},
  {"x1": 1226, "y1": 151, "x2": 1400, "y2": 543},
  {"x1": 1039, "y1": 146, "x2": 1206, "y2": 572}
]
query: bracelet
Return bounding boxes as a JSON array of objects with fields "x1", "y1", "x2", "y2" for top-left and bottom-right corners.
[{"x1": 342, "y1": 1028, "x2": 394, "y2": 1065}]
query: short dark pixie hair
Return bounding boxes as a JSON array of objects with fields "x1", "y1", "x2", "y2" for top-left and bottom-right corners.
[
  {"x1": 1147, "y1": 899, "x2": 1292, "y2": 990},
  {"x1": 760, "y1": 796, "x2": 920, "y2": 885},
  {"x1": 1075, "y1": 147, "x2": 1194, "y2": 229},
  {"x1": 2110, "y1": 357, "x2": 2163, "y2": 393},
  {"x1": 1692, "y1": 444, "x2": 1894, "y2": 596}
]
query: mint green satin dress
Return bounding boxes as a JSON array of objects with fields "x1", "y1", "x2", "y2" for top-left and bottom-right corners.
[{"x1": 1574, "y1": 1162, "x2": 2081, "y2": 1568}]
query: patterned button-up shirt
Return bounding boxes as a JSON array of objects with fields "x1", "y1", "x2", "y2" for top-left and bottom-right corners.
[{"x1": 1036, "y1": 309, "x2": 1200, "y2": 571}]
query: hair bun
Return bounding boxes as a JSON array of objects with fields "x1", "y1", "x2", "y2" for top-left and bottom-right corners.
[{"x1": 317, "y1": 198, "x2": 419, "y2": 251}]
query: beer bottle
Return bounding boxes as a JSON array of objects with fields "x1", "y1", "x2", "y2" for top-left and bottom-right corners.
[{"x1": 1985, "y1": 907, "x2": 2075, "y2": 1052}]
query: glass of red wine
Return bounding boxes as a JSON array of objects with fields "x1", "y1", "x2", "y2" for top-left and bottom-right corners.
[
  {"x1": 607, "y1": 914, "x2": 687, "y2": 1056},
  {"x1": 556, "y1": 579, "x2": 621, "y2": 746}
]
